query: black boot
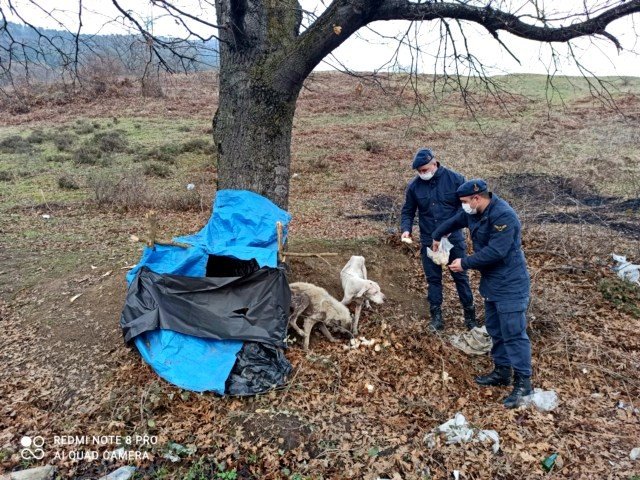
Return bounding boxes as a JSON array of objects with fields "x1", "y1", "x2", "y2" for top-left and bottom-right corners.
[
  {"x1": 503, "y1": 373, "x2": 533, "y2": 409},
  {"x1": 463, "y1": 305, "x2": 478, "y2": 330},
  {"x1": 429, "y1": 306, "x2": 444, "y2": 332},
  {"x1": 475, "y1": 365, "x2": 512, "y2": 387}
]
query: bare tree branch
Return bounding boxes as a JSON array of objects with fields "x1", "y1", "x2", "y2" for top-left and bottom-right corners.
[{"x1": 373, "y1": 1, "x2": 640, "y2": 44}]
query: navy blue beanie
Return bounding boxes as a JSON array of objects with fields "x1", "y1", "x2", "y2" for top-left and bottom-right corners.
[{"x1": 412, "y1": 148, "x2": 434, "y2": 169}]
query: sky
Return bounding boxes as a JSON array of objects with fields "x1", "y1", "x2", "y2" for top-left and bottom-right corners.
[{"x1": 4, "y1": 0, "x2": 640, "y2": 77}]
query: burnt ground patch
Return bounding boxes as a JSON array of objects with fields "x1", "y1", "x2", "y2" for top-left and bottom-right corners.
[
  {"x1": 353, "y1": 175, "x2": 640, "y2": 236},
  {"x1": 492, "y1": 173, "x2": 640, "y2": 235},
  {"x1": 352, "y1": 173, "x2": 640, "y2": 236},
  {"x1": 534, "y1": 210, "x2": 640, "y2": 236},
  {"x1": 491, "y1": 173, "x2": 616, "y2": 207},
  {"x1": 343, "y1": 194, "x2": 403, "y2": 229}
]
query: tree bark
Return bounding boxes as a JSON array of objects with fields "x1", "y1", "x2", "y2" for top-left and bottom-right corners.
[
  {"x1": 213, "y1": 0, "x2": 304, "y2": 210},
  {"x1": 213, "y1": 70, "x2": 300, "y2": 210}
]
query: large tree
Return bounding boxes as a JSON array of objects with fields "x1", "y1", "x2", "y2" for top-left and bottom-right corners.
[{"x1": 2, "y1": 0, "x2": 640, "y2": 208}]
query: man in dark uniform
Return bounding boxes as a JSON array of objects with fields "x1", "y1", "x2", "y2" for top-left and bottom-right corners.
[
  {"x1": 400, "y1": 148, "x2": 477, "y2": 332},
  {"x1": 431, "y1": 179, "x2": 532, "y2": 408}
]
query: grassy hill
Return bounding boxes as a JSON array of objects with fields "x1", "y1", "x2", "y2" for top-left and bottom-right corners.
[{"x1": 0, "y1": 72, "x2": 639, "y2": 479}]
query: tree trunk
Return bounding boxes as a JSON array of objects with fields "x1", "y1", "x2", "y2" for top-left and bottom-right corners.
[
  {"x1": 212, "y1": 0, "x2": 304, "y2": 210},
  {"x1": 213, "y1": 70, "x2": 300, "y2": 210}
]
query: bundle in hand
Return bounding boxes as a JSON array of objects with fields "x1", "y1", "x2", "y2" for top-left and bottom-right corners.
[{"x1": 427, "y1": 237, "x2": 453, "y2": 267}]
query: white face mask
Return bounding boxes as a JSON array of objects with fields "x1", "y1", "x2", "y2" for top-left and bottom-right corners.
[
  {"x1": 462, "y1": 203, "x2": 477, "y2": 215},
  {"x1": 418, "y1": 171, "x2": 434, "y2": 181}
]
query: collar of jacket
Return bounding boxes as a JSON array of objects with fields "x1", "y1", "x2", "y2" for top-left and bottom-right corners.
[{"x1": 479, "y1": 192, "x2": 497, "y2": 218}]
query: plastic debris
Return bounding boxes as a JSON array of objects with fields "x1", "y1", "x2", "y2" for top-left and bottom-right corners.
[
  {"x1": 522, "y1": 388, "x2": 559, "y2": 412},
  {"x1": 162, "y1": 441, "x2": 197, "y2": 463},
  {"x1": 450, "y1": 326, "x2": 492, "y2": 355},
  {"x1": 1, "y1": 465, "x2": 56, "y2": 480},
  {"x1": 97, "y1": 466, "x2": 137, "y2": 480},
  {"x1": 186, "y1": 183, "x2": 195, "y2": 190},
  {"x1": 630, "y1": 447, "x2": 640, "y2": 461},
  {"x1": 42, "y1": 214, "x2": 51, "y2": 219},
  {"x1": 401, "y1": 236, "x2": 413, "y2": 244},
  {"x1": 541, "y1": 452, "x2": 559, "y2": 472},
  {"x1": 423, "y1": 412, "x2": 500, "y2": 454},
  {"x1": 612, "y1": 254, "x2": 640, "y2": 285},
  {"x1": 427, "y1": 237, "x2": 453, "y2": 266}
]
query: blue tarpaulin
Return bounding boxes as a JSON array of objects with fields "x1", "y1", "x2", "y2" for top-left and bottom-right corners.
[{"x1": 123, "y1": 190, "x2": 291, "y2": 394}]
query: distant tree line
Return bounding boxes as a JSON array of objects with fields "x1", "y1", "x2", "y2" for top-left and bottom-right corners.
[{"x1": 0, "y1": 21, "x2": 218, "y2": 86}]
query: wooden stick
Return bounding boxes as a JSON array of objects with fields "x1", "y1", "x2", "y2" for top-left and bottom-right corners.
[
  {"x1": 276, "y1": 221, "x2": 284, "y2": 263},
  {"x1": 146, "y1": 210, "x2": 158, "y2": 248},
  {"x1": 286, "y1": 252, "x2": 338, "y2": 257},
  {"x1": 131, "y1": 236, "x2": 191, "y2": 249}
]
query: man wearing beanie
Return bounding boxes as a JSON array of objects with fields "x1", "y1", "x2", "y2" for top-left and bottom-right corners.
[
  {"x1": 431, "y1": 179, "x2": 532, "y2": 408},
  {"x1": 400, "y1": 148, "x2": 477, "y2": 332}
]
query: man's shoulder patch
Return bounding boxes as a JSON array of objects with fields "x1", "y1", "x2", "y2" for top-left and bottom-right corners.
[{"x1": 493, "y1": 224, "x2": 508, "y2": 232}]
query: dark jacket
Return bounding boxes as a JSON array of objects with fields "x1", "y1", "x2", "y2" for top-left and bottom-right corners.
[
  {"x1": 432, "y1": 194, "x2": 530, "y2": 302},
  {"x1": 400, "y1": 165, "x2": 466, "y2": 244}
]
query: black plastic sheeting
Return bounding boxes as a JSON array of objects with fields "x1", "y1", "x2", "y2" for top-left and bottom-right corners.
[
  {"x1": 121, "y1": 266, "x2": 290, "y2": 347},
  {"x1": 225, "y1": 342, "x2": 293, "y2": 396}
]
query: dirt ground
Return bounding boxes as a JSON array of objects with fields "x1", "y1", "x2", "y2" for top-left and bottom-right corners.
[{"x1": 0, "y1": 72, "x2": 639, "y2": 479}]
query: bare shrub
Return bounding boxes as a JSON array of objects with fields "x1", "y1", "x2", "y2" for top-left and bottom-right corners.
[
  {"x1": 0, "y1": 136, "x2": 32, "y2": 154},
  {"x1": 144, "y1": 162, "x2": 172, "y2": 178},
  {"x1": 87, "y1": 171, "x2": 149, "y2": 209},
  {"x1": 44, "y1": 154, "x2": 72, "y2": 163},
  {"x1": 363, "y1": 139, "x2": 383, "y2": 154},
  {"x1": 138, "y1": 144, "x2": 180, "y2": 164},
  {"x1": 162, "y1": 190, "x2": 202, "y2": 211},
  {"x1": 180, "y1": 138, "x2": 215, "y2": 154},
  {"x1": 92, "y1": 130, "x2": 128, "y2": 153},
  {"x1": 58, "y1": 174, "x2": 81, "y2": 190},
  {"x1": 74, "y1": 144, "x2": 103, "y2": 165},
  {"x1": 52, "y1": 133, "x2": 77, "y2": 152},
  {"x1": 77, "y1": 56, "x2": 125, "y2": 96},
  {"x1": 73, "y1": 121, "x2": 96, "y2": 135},
  {"x1": 27, "y1": 129, "x2": 50, "y2": 144},
  {"x1": 141, "y1": 73, "x2": 164, "y2": 98}
]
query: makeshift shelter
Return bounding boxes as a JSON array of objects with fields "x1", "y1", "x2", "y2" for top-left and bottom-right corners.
[{"x1": 120, "y1": 190, "x2": 292, "y2": 395}]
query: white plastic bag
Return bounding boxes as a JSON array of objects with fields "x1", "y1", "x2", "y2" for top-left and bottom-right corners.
[
  {"x1": 427, "y1": 237, "x2": 453, "y2": 266},
  {"x1": 522, "y1": 388, "x2": 559, "y2": 412},
  {"x1": 424, "y1": 412, "x2": 500, "y2": 454}
]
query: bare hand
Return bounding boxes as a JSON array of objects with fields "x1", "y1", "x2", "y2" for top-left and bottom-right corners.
[
  {"x1": 448, "y1": 258, "x2": 463, "y2": 272},
  {"x1": 401, "y1": 231, "x2": 410, "y2": 239},
  {"x1": 432, "y1": 240, "x2": 440, "y2": 252}
]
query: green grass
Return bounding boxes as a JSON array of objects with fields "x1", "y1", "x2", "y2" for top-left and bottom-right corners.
[
  {"x1": 420, "y1": 74, "x2": 640, "y2": 103},
  {"x1": 598, "y1": 277, "x2": 640, "y2": 318},
  {"x1": 0, "y1": 118, "x2": 216, "y2": 210}
]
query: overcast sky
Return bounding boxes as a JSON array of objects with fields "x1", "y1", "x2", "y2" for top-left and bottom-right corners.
[{"x1": 5, "y1": 0, "x2": 640, "y2": 77}]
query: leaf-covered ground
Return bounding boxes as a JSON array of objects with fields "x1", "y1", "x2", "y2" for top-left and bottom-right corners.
[{"x1": 0, "y1": 72, "x2": 639, "y2": 479}]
